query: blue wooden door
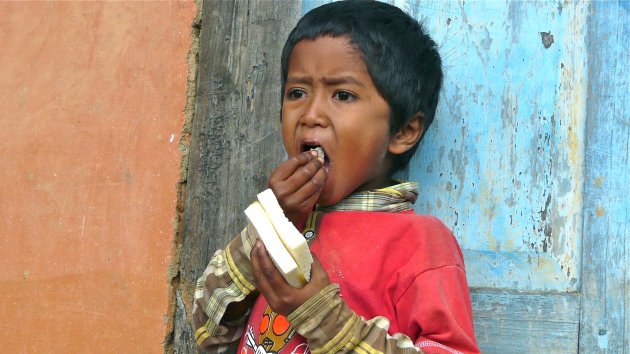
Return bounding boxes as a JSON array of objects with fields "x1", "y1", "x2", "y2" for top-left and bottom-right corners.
[{"x1": 300, "y1": 1, "x2": 630, "y2": 352}]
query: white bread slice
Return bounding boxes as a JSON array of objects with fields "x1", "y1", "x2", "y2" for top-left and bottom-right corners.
[
  {"x1": 257, "y1": 189, "x2": 313, "y2": 282},
  {"x1": 244, "y1": 201, "x2": 306, "y2": 288}
]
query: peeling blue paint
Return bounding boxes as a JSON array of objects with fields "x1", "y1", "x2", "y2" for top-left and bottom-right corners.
[
  {"x1": 294, "y1": 0, "x2": 628, "y2": 351},
  {"x1": 300, "y1": 0, "x2": 586, "y2": 291},
  {"x1": 394, "y1": 1, "x2": 588, "y2": 292}
]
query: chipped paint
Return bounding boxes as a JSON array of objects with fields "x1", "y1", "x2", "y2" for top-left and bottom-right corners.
[
  {"x1": 598, "y1": 331, "x2": 608, "y2": 349},
  {"x1": 540, "y1": 31, "x2": 555, "y2": 48},
  {"x1": 299, "y1": 1, "x2": 593, "y2": 292},
  {"x1": 301, "y1": 0, "x2": 589, "y2": 292},
  {"x1": 400, "y1": 1, "x2": 588, "y2": 291}
]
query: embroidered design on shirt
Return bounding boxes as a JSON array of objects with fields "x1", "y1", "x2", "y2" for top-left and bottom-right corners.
[{"x1": 244, "y1": 306, "x2": 310, "y2": 353}]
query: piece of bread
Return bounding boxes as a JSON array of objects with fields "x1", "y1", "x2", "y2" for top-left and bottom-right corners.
[
  {"x1": 243, "y1": 189, "x2": 313, "y2": 288},
  {"x1": 257, "y1": 189, "x2": 313, "y2": 282},
  {"x1": 244, "y1": 202, "x2": 304, "y2": 287}
]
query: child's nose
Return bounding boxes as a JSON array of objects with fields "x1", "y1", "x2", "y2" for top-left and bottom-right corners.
[{"x1": 300, "y1": 95, "x2": 329, "y2": 128}]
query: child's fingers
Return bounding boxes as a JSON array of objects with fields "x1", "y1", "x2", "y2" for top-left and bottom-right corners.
[
  {"x1": 250, "y1": 240, "x2": 326, "y2": 316},
  {"x1": 288, "y1": 167, "x2": 327, "y2": 209},
  {"x1": 269, "y1": 150, "x2": 319, "y2": 185},
  {"x1": 250, "y1": 240, "x2": 289, "y2": 303},
  {"x1": 308, "y1": 254, "x2": 330, "y2": 287},
  {"x1": 275, "y1": 167, "x2": 325, "y2": 227},
  {"x1": 272, "y1": 157, "x2": 324, "y2": 204}
]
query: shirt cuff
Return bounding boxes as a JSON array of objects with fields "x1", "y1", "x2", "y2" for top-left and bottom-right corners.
[
  {"x1": 225, "y1": 227, "x2": 257, "y2": 294},
  {"x1": 287, "y1": 284, "x2": 359, "y2": 354}
]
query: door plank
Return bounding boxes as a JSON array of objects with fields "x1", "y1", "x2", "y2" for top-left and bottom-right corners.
[
  {"x1": 579, "y1": 1, "x2": 630, "y2": 352},
  {"x1": 175, "y1": 1, "x2": 301, "y2": 353},
  {"x1": 472, "y1": 291, "x2": 580, "y2": 353},
  {"x1": 405, "y1": 0, "x2": 587, "y2": 293}
]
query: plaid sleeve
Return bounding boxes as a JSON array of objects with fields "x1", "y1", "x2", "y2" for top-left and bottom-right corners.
[
  {"x1": 287, "y1": 284, "x2": 425, "y2": 354},
  {"x1": 191, "y1": 228, "x2": 257, "y2": 352}
]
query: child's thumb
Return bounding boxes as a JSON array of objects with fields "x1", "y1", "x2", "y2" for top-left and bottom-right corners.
[{"x1": 309, "y1": 253, "x2": 331, "y2": 285}]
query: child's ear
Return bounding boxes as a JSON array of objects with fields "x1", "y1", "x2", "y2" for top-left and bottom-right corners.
[{"x1": 388, "y1": 112, "x2": 425, "y2": 155}]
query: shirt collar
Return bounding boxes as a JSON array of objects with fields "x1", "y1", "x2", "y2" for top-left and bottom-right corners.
[{"x1": 316, "y1": 181, "x2": 418, "y2": 213}]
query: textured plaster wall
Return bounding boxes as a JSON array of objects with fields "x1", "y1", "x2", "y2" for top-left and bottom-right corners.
[{"x1": 0, "y1": 1, "x2": 196, "y2": 352}]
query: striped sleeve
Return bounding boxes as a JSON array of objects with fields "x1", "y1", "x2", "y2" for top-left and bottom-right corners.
[
  {"x1": 287, "y1": 284, "x2": 426, "y2": 354},
  {"x1": 191, "y1": 228, "x2": 257, "y2": 352}
]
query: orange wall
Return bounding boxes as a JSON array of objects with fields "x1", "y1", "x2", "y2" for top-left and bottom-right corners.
[{"x1": 0, "y1": 2, "x2": 196, "y2": 352}]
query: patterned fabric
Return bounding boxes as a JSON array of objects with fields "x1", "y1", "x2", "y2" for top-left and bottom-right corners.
[
  {"x1": 317, "y1": 181, "x2": 418, "y2": 213},
  {"x1": 286, "y1": 284, "x2": 423, "y2": 354},
  {"x1": 193, "y1": 183, "x2": 419, "y2": 349},
  {"x1": 192, "y1": 182, "x2": 477, "y2": 354},
  {"x1": 192, "y1": 229, "x2": 256, "y2": 351}
]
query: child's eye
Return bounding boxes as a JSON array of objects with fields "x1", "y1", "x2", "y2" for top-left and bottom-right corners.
[
  {"x1": 333, "y1": 90, "x2": 357, "y2": 102},
  {"x1": 286, "y1": 88, "x2": 307, "y2": 100}
]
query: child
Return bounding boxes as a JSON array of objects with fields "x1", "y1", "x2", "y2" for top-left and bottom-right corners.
[{"x1": 192, "y1": 1, "x2": 479, "y2": 353}]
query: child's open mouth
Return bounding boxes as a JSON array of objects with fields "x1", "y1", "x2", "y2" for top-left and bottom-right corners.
[{"x1": 302, "y1": 142, "x2": 331, "y2": 171}]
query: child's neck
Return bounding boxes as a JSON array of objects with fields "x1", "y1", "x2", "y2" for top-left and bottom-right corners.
[{"x1": 353, "y1": 177, "x2": 398, "y2": 194}]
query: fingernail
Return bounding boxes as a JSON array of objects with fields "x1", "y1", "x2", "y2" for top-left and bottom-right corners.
[
  {"x1": 256, "y1": 240, "x2": 265, "y2": 255},
  {"x1": 309, "y1": 150, "x2": 318, "y2": 157}
]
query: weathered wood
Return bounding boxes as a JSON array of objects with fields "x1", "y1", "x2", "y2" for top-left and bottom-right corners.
[
  {"x1": 579, "y1": 1, "x2": 630, "y2": 353},
  {"x1": 298, "y1": 1, "x2": 592, "y2": 352},
  {"x1": 175, "y1": 1, "x2": 301, "y2": 353},
  {"x1": 404, "y1": 0, "x2": 588, "y2": 293},
  {"x1": 176, "y1": 1, "x2": 630, "y2": 352},
  {"x1": 472, "y1": 290, "x2": 580, "y2": 353},
  {"x1": 394, "y1": 1, "x2": 590, "y2": 351}
]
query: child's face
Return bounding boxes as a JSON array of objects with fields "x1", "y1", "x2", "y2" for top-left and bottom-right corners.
[{"x1": 282, "y1": 36, "x2": 394, "y2": 206}]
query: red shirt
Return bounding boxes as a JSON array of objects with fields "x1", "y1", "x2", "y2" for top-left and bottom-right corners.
[{"x1": 239, "y1": 210, "x2": 479, "y2": 354}]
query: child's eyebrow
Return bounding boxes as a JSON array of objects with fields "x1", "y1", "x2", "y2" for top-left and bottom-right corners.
[
  {"x1": 322, "y1": 76, "x2": 365, "y2": 87},
  {"x1": 286, "y1": 75, "x2": 365, "y2": 87}
]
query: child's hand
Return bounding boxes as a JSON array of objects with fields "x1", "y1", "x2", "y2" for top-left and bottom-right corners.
[
  {"x1": 251, "y1": 239, "x2": 330, "y2": 316},
  {"x1": 268, "y1": 150, "x2": 326, "y2": 227}
]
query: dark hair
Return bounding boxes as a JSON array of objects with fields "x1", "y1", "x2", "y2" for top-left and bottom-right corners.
[{"x1": 281, "y1": 0, "x2": 443, "y2": 172}]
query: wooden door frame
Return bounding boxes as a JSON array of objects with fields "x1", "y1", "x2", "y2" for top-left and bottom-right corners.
[
  {"x1": 578, "y1": 1, "x2": 630, "y2": 352},
  {"x1": 173, "y1": 1, "x2": 302, "y2": 353}
]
